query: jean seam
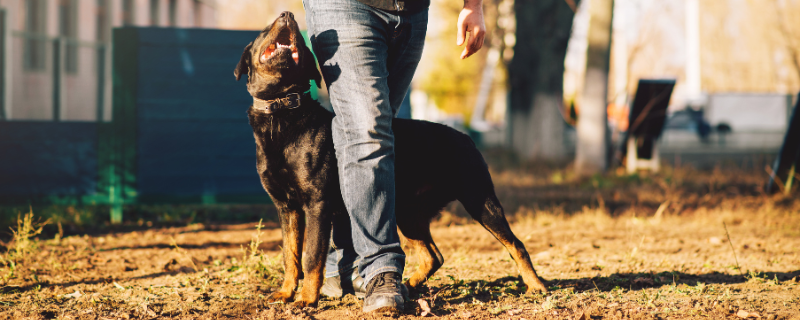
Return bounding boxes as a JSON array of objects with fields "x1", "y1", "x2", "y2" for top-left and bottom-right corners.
[{"x1": 387, "y1": 14, "x2": 424, "y2": 109}]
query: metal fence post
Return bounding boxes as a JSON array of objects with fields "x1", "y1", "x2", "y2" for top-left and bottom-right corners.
[
  {"x1": 0, "y1": 9, "x2": 6, "y2": 121},
  {"x1": 52, "y1": 37, "x2": 61, "y2": 121},
  {"x1": 96, "y1": 45, "x2": 106, "y2": 121}
]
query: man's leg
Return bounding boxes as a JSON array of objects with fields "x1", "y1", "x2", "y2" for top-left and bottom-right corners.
[
  {"x1": 308, "y1": 0, "x2": 404, "y2": 280},
  {"x1": 305, "y1": 0, "x2": 426, "y2": 309},
  {"x1": 385, "y1": 10, "x2": 428, "y2": 115}
]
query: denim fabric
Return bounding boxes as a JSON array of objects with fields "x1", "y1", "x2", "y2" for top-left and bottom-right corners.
[{"x1": 304, "y1": 0, "x2": 428, "y2": 284}]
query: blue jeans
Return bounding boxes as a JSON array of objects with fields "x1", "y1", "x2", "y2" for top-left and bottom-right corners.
[{"x1": 304, "y1": 0, "x2": 428, "y2": 284}]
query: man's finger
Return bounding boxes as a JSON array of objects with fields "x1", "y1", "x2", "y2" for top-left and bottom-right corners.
[
  {"x1": 457, "y1": 20, "x2": 467, "y2": 46},
  {"x1": 463, "y1": 38, "x2": 476, "y2": 58},
  {"x1": 460, "y1": 30, "x2": 483, "y2": 59},
  {"x1": 471, "y1": 25, "x2": 485, "y2": 52}
]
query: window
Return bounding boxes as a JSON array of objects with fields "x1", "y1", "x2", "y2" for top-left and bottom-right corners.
[
  {"x1": 96, "y1": 0, "x2": 110, "y2": 42},
  {"x1": 0, "y1": 10, "x2": 6, "y2": 120},
  {"x1": 122, "y1": 0, "x2": 135, "y2": 26},
  {"x1": 150, "y1": 0, "x2": 160, "y2": 26},
  {"x1": 59, "y1": 0, "x2": 78, "y2": 73},
  {"x1": 168, "y1": 0, "x2": 177, "y2": 26},
  {"x1": 24, "y1": 0, "x2": 47, "y2": 71},
  {"x1": 194, "y1": 0, "x2": 202, "y2": 27}
]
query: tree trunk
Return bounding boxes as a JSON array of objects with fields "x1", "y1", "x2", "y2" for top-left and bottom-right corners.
[
  {"x1": 508, "y1": 0, "x2": 579, "y2": 160},
  {"x1": 575, "y1": 0, "x2": 613, "y2": 175}
]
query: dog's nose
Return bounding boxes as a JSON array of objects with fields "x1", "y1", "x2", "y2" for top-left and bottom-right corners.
[{"x1": 280, "y1": 11, "x2": 294, "y2": 20}]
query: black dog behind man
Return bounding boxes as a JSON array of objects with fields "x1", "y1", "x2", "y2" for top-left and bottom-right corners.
[{"x1": 234, "y1": 11, "x2": 547, "y2": 308}]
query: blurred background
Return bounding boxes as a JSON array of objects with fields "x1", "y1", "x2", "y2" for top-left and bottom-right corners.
[{"x1": 0, "y1": 0, "x2": 798, "y2": 228}]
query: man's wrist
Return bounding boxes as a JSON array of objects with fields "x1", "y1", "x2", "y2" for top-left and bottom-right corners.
[{"x1": 464, "y1": 0, "x2": 482, "y2": 10}]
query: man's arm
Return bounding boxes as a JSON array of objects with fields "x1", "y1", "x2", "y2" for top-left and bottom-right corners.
[{"x1": 456, "y1": 0, "x2": 486, "y2": 59}]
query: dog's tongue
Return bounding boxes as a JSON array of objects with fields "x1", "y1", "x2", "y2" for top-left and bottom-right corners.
[
  {"x1": 261, "y1": 45, "x2": 274, "y2": 63},
  {"x1": 260, "y1": 42, "x2": 299, "y2": 64}
]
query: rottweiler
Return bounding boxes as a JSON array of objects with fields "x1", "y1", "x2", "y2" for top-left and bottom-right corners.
[{"x1": 234, "y1": 11, "x2": 547, "y2": 308}]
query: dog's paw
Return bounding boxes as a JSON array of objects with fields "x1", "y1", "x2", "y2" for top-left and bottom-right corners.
[
  {"x1": 525, "y1": 284, "x2": 548, "y2": 294},
  {"x1": 267, "y1": 291, "x2": 295, "y2": 303},
  {"x1": 404, "y1": 279, "x2": 425, "y2": 294},
  {"x1": 290, "y1": 299, "x2": 317, "y2": 309}
]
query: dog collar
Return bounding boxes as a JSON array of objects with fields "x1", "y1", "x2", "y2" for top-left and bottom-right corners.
[{"x1": 253, "y1": 92, "x2": 309, "y2": 114}]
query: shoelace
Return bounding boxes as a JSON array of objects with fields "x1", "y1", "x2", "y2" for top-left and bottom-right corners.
[{"x1": 367, "y1": 273, "x2": 400, "y2": 296}]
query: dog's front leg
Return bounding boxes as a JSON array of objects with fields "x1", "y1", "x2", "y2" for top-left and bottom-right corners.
[
  {"x1": 268, "y1": 208, "x2": 305, "y2": 304},
  {"x1": 291, "y1": 202, "x2": 332, "y2": 308}
]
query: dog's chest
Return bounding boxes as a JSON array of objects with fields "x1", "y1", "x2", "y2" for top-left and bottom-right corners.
[{"x1": 255, "y1": 128, "x2": 336, "y2": 200}]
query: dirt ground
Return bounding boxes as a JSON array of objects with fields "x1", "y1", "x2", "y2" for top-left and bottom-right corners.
[{"x1": 1, "y1": 164, "x2": 799, "y2": 319}]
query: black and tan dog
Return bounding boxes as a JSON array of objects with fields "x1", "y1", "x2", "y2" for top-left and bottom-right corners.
[{"x1": 234, "y1": 11, "x2": 547, "y2": 308}]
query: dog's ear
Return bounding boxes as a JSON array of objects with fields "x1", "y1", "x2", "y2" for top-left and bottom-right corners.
[
  {"x1": 303, "y1": 46, "x2": 322, "y2": 88},
  {"x1": 234, "y1": 41, "x2": 254, "y2": 81}
]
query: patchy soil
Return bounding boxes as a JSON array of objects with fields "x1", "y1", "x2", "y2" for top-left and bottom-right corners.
[{"x1": 1, "y1": 165, "x2": 799, "y2": 319}]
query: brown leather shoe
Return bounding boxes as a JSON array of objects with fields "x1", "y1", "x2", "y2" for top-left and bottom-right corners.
[
  {"x1": 320, "y1": 269, "x2": 366, "y2": 298},
  {"x1": 362, "y1": 272, "x2": 404, "y2": 314}
]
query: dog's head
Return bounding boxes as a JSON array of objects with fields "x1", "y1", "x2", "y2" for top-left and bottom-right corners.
[{"x1": 234, "y1": 11, "x2": 321, "y2": 99}]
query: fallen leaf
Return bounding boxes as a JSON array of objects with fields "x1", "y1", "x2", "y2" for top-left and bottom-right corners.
[
  {"x1": 507, "y1": 309, "x2": 522, "y2": 316},
  {"x1": 418, "y1": 299, "x2": 432, "y2": 317},
  {"x1": 113, "y1": 282, "x2": 126, "y2": 291},
  {"x1": 607, "y1": 302, "x2": 619, "y2": 308},
  {"x1": 63, "y1": 290, "x2": 82, "y2": 299},
  {"x1": 459, "y1": 311, "x2": 473, "y2": 319},
  {"x1": 737, "y1": 310, "x2": 761, "y2": 318},
  {"x1": 737, "y1": 310, "x2": 749, "y2": 318}
]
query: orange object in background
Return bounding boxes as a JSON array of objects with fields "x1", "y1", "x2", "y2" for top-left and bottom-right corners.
[{"x1": 608, "y1": 103, "x2": 629, "y2": 131}]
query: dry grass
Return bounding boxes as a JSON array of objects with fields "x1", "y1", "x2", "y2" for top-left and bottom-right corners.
[
  {"x1": 1, "y1": 209, "x2": 50, "y2": 285},
  {"x1": 0, "y1": 163, "x2": 798, "y2": 319}
]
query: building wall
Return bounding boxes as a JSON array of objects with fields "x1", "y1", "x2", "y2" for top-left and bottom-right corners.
[{"x1": 0, "y1": 0, "x2": 218, "y2": 121}]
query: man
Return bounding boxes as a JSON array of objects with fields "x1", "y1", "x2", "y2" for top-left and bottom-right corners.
[{"x1": 304, "y1": 0, "x2": 485, "y2": 313}]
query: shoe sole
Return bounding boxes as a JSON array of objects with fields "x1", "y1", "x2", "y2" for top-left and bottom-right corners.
[{"x1": 365, "y1": 305, "x2": 402, "y2": 316}]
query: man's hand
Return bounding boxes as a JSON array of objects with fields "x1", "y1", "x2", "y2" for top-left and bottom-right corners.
[{"x1": 456, "y1": 0, "x2": 486, "y2": 59}]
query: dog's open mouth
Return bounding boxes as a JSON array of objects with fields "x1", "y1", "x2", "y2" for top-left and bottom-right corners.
[{"x1": 261, "y1": 27, "x2": 299, "y2": 65}]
